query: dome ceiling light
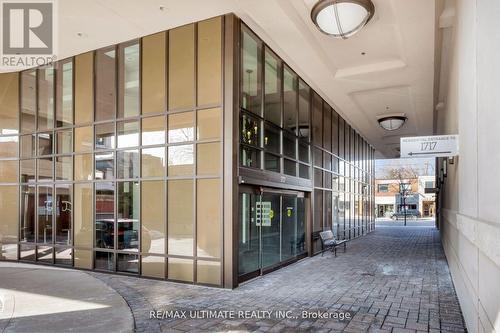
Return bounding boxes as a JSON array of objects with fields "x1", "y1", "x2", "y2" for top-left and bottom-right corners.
[
  {"x1": 311, "y1": 0, "x2": 375, "y2": 39},
  {"x1": 377, "y1": 116, "x2": 407, "y2": 131}
]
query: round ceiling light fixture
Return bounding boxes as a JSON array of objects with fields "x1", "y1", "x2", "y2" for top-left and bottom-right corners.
[
  {"x1": 377, "y1": 116, "x2": 407, "y2": 131},
  {"x1": 311, "y1": 0, "x2": 375, "y2": 39}
]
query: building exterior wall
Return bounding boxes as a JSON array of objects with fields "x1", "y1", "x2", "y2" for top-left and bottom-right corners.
[
  {"x1": 0, "y1": 14, "x2": 376, "y2": 288},
  {"x1": 437, "y1": 0, "x2": 500, "y2": 331}
]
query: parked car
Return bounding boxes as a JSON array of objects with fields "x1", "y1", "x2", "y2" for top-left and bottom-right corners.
[{"x1": 391, "y1": 210, "x2": 421, "y2": 220}]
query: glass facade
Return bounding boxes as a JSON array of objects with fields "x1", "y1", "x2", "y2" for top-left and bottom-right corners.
[{"x1": 0, "y1": 15, "x2": 374, "y2": 288}]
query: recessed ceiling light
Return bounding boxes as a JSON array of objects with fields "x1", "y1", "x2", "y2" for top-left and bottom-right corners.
[
  {"x1": 361, "y1": 52, "x2": 366, "y2": 55},
  {"x1": 76, "y1": 32, "x2": 87, "y2": 38},
  {"x1": 311, "y1": 0, "x2": 375, "y2": 39}
]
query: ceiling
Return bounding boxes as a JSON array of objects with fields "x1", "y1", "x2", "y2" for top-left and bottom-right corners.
[{"x1": 9, "y1": 0, "x2": 438, "y2": 158}]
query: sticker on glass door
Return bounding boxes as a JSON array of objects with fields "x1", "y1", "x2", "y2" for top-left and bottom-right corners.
[{"x1": 256, "y1": 201, "x2": 272, "y2": 227}]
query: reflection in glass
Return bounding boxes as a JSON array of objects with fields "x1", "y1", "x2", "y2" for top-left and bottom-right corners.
[
  {"x1": 38, "y1": 68, "x2": 55, "y2": 130},
  {"x1": 56, "y1": 130, "x2": 72, "y2": 154},
  {"x1": 168, "y1": 145, "x2": 194, "y2": 176},
  {"x1": 197, "y1": 179, "x2": 221, "y2": 258},
  {"x1": 299, "y1": 164, "x2": 310, "y2": 179},
  {"x1": 168, "y1": 112, "x2": 194, "y2": 143},
  {"x1": 55, "y1": 184, "x2": 72, "y2": 245},
  {"x1": 299, "y1": 142, "x2": 309, "y2": 163},
  {"x1": 95, "y1": 152, "x2": 114, "y2": 180},
  {"x1": 264, "y1": 124, "x2": 280, "y2": 154},
  {"x1": 37, "y1": 184, "x2": 53, "y2": 244},
  {"x1": 264, "y1": 49, "x2": 281, "y2": 126},
  {"x1": 20, "y1": 185, "x2": 36, "y2": 242},
  {"x1": 240, "y1": 146, "x2": 260, "y2": 169},
  {"x1": 55, "y1": 156, "x2": 72, "y2": 181},
  {"x1": 117, "y1": 181, "x2": 139, "y2": 251},
  {"x1": 0, "y1": 72, "x2": 19, "y2": 135},
  {"x1": 0, "y1": 160, "x2": 17, "y2": 182},
  {"x1": 20, "y1": 159, "x2": 36, "y2": 183},
  {"x1": 142, "y1": 116, "x2": 165, "y2": 145},
  {"x1": 169, "y1": 24, "x2": 195, "y2": 110},
  {"x1": 142, "y1": 32, "x2": 166, "y2": 115},
  {"x1": 55, "y1": 247, "x2": 72, "y2": 265},
  {"x1": 0, "y1": 136, "x2": 18, "y2": 159},
  {"x1": 198, "y1": 17, "x2": 222, "y2": 106},
  {"x1": 95, "y1": 47, "x2": 116, "y2": 121},
  {"x1": 323, "y1": 104, "x2": 332, "y2": 152},
  {"x1": 197, "y1": 260, "x2": 221, "y2": 285},
  {"x1": 20, "y1": 134, "x2": 35, "y2": 158},
  {"x1": 283, "y1": 66, "x2": 298, "y2": 133},
  {"x1": 117, "y1": 150, "x2": 139, "y2": 179},
  {"x1": 118, "y1": 42, "x2": 140, "y2": 118},
  {"x1": 37, "y1": 132, "x2": 53, "y2": 156},
  {"x1": 312, "y1": 92, "x2": 323, "y2": 147},
  {"x1": 75, "y1": 126, "x2": 93, "y2": 153},
  {"x1": 197, "y1": 108, "x2": 221, "y2": 140},
  {"x1": 95, "y1": 182, "x2": 115, "y2": 249},
  {"x1": 142, "y1": 148, "x2": 165, "y2": 178},
  {"x1": 142, "y1": 255, "x2": 164, "y2": 278},
  {"x1": 261, "y1": 192, "x2": 280, "y2": 268},
  {"x1": 95, "y1": 122, "x2": 115, "y2": 150},
  {"x1": 168, "y1": 258, "x2": 193, "y2": 282},
  {"x1": 298, "y1": 79, "x2": 310, "y2": 141},
  {"x1": 95, "y1": 251, "x2": 114, "y2": 271},
  {"x1": 264, "y1": 153, "x2": 280, "y2": 173},
  {"x1": 197, "y1": 143, "x2": 220, "y2": 176},
  {"x1": 284, "y1": 159, "x2": 296, "y2": 177},
  {"x1": 283, "y1": 132, "x2": 296, "y2": 160},
  {"x1": 117, "y1": 253, "x2": 138, "y2": 273},
  {"x1": 282, "y1": 195, "x2": 297, "y2": 260},
  {"x1": 240, "y1": 113, "x2": 260, "y2": 147},
  {"x1": 21, "y1": 70, "x2": 36, "y2": 133},
  {"x1": 56, "y1": 59, "x2": 73, "y2": 127},
  {"x1": 117, "y1": 120, "x2": 139, "y2": 148},
  {"x1": 74, "y1": 154, "x2": 92, "y2": 181},
  {"x1": 74, "y1": 183, "x2": 92, "y2": 248},
  {"x1": 37, "y1": 157, "x2": 53, "y2": 181},
  {"x1": 0, "y1": 186, "x2": 18, "y2": 245},
  {"x1": 20, "y1": 244, "x2": 36, "y2": 261},
  {"x1": 168, "y1": 180, "x2": 193, "y2": 256},
  {"x1": 141, "y1": 181, "x2": 165, "y2": 254},
  {"x1": 241, "y1": 27, "x2": 261, "y2": 115},
  {"x1": 75, "y1": 52, "x2": 94, "y2": 124},
  {"x1": 37, "y1": 246, "x2": 53, "y2": 263}
]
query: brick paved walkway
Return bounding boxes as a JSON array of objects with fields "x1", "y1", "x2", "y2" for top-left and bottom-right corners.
[{"x1": 91, "y1": 226, "x2": 466, "y2": 333}]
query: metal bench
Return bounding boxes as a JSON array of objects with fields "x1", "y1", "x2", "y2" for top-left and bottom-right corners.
[{"x1": 319, "y1": 230, "x2": 347, "y2": 257}]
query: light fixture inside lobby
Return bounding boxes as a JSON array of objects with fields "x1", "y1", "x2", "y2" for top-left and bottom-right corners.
[
  {"x1": 311, "y1": 0, "x2": 375, "y2": 39},
  {"x1": 377, "y1": 115, "x2": 407, "y2": 131}
]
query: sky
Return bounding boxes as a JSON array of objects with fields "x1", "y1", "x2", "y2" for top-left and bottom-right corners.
[{"x1": 375, "y1": 157, "x2": 435, "y2": 178}]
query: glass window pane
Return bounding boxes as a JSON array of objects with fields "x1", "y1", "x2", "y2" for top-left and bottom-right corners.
[
  {"x1": 142, "y1": 255, "x2": 165, "y2": 278},
  {"x1": 284, "y1": 159, "x2": 296, "y2": 177},
  {"x1": 1, "y1": 244, "x2": 17, "y2": 260},
  {"x1": 55, "y1": 184, "x2": 72, "y2": 245},
  {"x1": 75, "y1": 126, "x2": 93, "y2": 153},
  {"x1": 283, "y1": 66, "x2": 298, "y2": 133},
  {"x1": 168, "y1": 258, "x2": 193, "y2": 282},
  {"x1": 21, "y1": 70, "x2": 36, "y2": 133},
  {"x1": 37, "y1": 184, "x2": 53, "y2": 244},
  {"x1": 332, "y1": 111, "x2": 339, "y2": 155},
  {"x1": 168, "y1": 180, "x2": 193, "y2": 256},
  {"x1": 96, "y1": 182, "x2": 115, "y2": 249},
  {"x1": 118, "y1": 253, "x2": 138, "y2": 273},
  {"x1": 241, "y1": 27, "x2": 262, "y2": 116},
  {"x1": 56, "y1": 59, "x2": 73, "y2": 127},
  {"x1": 55, "y1": 156, "x2": 72, "y2": 181},
  {"x1": 20, "y1": 134, "x2": 35, "y2": 158},
  {"x1": 197, "y1": 143, "x2": 220, "y2": 176},
  {"x1": 197, "y1": 108, "x2": 221, "y2": 141},
  {"x1": 37, "y1": 157, "x2": 53, "y2": 181},
  {"x1": 20, "y1": 184, "x2": 36, "y2": 242},
  {"x1": 38, "y1": 67, "x2": 55, "y2": 130},
  {"x1": 264, "y1": 124, "x2": 280, "y2": 154},
  {"x1": 240, "y1": 113, "x2": 261, "y2": 148},
  {"x1": 95, "y1": 151, "x2": 114, "y2": 180},
  {"x1": 299, "y1": 164, "x2": 310, "y2": 179},
  {"x1": 264, "y1": 153, "x2": 280, "y2": 172},
  {"x1": 95, "y1": 47, "x2": 116, "y2": 121},
  {"x1": 56, "y1": 129, "x2": 72, "y2": 154},
  {"x1": 74, "y1": 154, "x2": 93, "y2": 181},
  {"x1": 20, "y1": 159, "x2": 36, "y2": 183},
  {"x1": 169, "y1": 24, "x2": 195, "y2": 110},
  {"x1": 37, "y1": 132, "x2": 53, "y2": 156},
  {"x1": 0, "y1": 72, "x2": 19, "y2": 135},
  {"x1": 264, "y1": 49, "x2": 281, "y2": 126},
  {"x1": 240, "y1": 146, "x2": 261, "y2": 169},
  {"x1": 0, "y1": 185, "x2": 18, "y2": 244},
  {"x1": 0, "y1": 160, "x2": 17, "y2": 182},
  {"x1": 117, "y1": 120, "x2": 139, "y2": 148},
  {"x1": 283, "y1": 132, "x2": 296, "y2": 159},
  {"x1": 117, "y1": 181, "x2": 139, "y2": 251},
  {"x1": 197, "y1": 17, "x2": 222, "y2": 106},
  {"x1": 299, "y1": 142, "x2": 309, "y2": 163},
  {"x1": 142, "y1": 116, "x2": 165, "y2": 145},
  {"x1": 323, "y1": 104, "x2": 332, "y2": 151},
  {"x1": 142, "y1": 147, "x2": 165, "y2": 178},
  {"x1": 312, "y1": 92, "x2": 322, "y2": 146},
  {"x1": 298, "y1": 80, "x2": 310, "y2": 141},
  {"x1": 142, "y1": 32, "x2": 166, "y2": 115},
  {"x1": 197, "y1": 179, "x2": 221, "y2": 259},
  {"x1": 117, "y1": 150, "x2": 139, "y2": 179},
  {"x1": 55, "y1": 247, "x2": 72, "y2": 265},
  {"x1": 168, "y1": 145, "x2": 193, "y2": 176},
  {"x1": 95, "y1": 251, "x2": 114, "y2": 271},
  {"x1": 75, "y1": 52, "x2": 94, "y2": 124},
  {"x1": 118, "y1": 42, "x2": 140, "y2": 118},
  {"x1": 168, "y1": 112, "x2": 194, "y2": 143},
  {"x1": 37, "y1": 245, "x2": 53, "y2": 263},
  {"x1": 142, "y1": 181, "x2": 165, "y2": 254},
  {"x1": 95, "y1": 122, "x2": 115, "y2": 150},
  {"x1": 197, "y1": 261, "x2": 221, "y2": 286},
  {"x1": 74, "y1": 183, "x2": 92, "y2": 248},
  {"x1": 74, "y1": 249, "x2": 92, "y2": 268},
  {"x1": 20, "y1": 244, "x2": 36, "y2": 261}
]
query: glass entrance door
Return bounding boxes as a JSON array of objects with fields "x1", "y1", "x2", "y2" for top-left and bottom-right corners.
[{"x1": 238, "y1": 188, "x2": 306, "y2": 281}]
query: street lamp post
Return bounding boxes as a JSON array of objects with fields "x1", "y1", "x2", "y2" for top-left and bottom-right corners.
[{"x1": 399, "y1": 183, "x2": 411, "y2": 226}]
